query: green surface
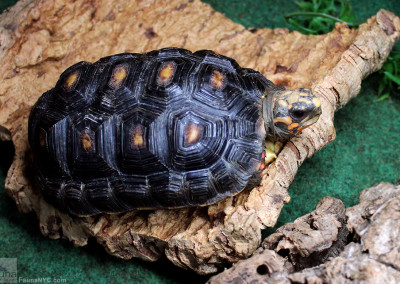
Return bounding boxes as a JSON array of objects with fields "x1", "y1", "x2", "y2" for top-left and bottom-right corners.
[
  {"x1": 0, "y1": 0, "x2": 399, "y2": 283},
  {"x1": 0, "y1": 0, "x2": 15, "y2": 13}
]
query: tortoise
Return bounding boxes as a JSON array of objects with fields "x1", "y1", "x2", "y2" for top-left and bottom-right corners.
[{"x1": 28, "y1": 48, "x2": 321, "y2": 216}]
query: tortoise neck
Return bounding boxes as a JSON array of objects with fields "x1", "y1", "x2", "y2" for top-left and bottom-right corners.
[{"x1": 262, "y1": 91, "x2": 276, "y2": 139}]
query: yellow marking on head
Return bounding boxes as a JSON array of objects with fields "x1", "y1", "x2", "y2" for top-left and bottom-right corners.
[
  {"x1": 299, "y1": 98, "x2": 311, "y2": 103},
  {"x1": 132, "y1": 126, "x2": 144, "y2": 147},
  {"x1": 158, "y1": 62, "x2": 175, "y2": 84},
  {"x1": 274, "y1": 116, "x2": 292, "y2": 125},
  {"x1": 110, "y1": 64, "x2": 128, "y2": 88},
  {"x1": 81, "y1": 132, "x2": 93, "y2": 151},
  {"x1": 313, "y1": 97, "x2": 321, "y2": 108},
  {"x1": 64, "y1": 71, "x2": 79, "y2": 90},
  {"x1": 286, "y1": 94, "x2": 299, "y2": 105},
  {"x1": 210, "y1": 70, "x2": 225, "y2": 89},
  {"x1": 184, "y1": 123, "x2": 202, "y2": 145},
  {"x1": 278, "y1": 99, "x2": 288, "y2": 107},
  {"x1": 288, "y1": 123, "x2": 299, "y2": 130}
]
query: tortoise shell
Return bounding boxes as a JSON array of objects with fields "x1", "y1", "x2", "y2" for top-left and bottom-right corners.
[{"x1": 29, "y1": 48, "x2": 274, "y2": 216}]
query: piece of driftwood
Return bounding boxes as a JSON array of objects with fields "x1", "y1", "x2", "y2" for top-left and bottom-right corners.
[
  {"x1": 263, "y1": 197, "x2": 348, "y2": 271},
  {"x1": 0, "y1": 0, "x2": 399, "y2": 274},
  {"x1": 208, "y1": 182, "x2": 400, "y2": 283}
]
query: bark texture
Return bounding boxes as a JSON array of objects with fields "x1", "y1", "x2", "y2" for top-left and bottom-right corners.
[
  {"x1": 208, "y1": 182, "x2": 400, "y2": 283},
  {"x1": 0, "y1": 0, "x2": 399, "y2": 274}
]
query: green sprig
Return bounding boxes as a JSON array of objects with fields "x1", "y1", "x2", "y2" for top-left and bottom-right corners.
[
  {"x1": 284, "y1": 0, "x2": 357, "y2": 35},
  {"x1": 285, "y1": 0, "x2": 400, "y2": 99},
  {"x1": 285, "y1": 11, "x2": 356, "y2": 30},
  {"x1": 376, "y1": 50, "x2": 400, "y2": 100}
]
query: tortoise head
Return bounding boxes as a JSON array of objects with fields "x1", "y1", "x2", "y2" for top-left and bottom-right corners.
[{"x1": 263, "y1": 88, "x2": 321, "y2": 140}]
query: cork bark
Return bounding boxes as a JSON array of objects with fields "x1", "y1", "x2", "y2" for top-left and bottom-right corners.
[
  {"x1": 0, "y1": 0, "x2": 399, "y2": 274},
  {"x1": 208, "y1": 182, "x2": 400, "y2": 283}
]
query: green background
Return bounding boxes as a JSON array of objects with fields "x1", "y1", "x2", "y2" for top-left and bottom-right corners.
[{"x1": 0, "y1": 0, "x2": 399, "y2": 283}]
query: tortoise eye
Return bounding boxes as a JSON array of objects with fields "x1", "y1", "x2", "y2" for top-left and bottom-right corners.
[{"x1": 291, "y1": 109, "x2": 306, "y2": 119}]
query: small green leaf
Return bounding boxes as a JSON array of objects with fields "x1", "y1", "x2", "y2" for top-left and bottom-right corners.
[
  {"x1": 296, "y1": 1, "x2": 313, "y2": 10},
  {"x1": 373, "y1": 43, "x2": 399, "y2": 99},
  {"x1": 384, "y1": 71, "x2": 400, "y2": 85},
  {"x1": 382, "y1": 62, "x2": 394, "y2": 73},
  {"x1": 312, "y1": 0, "x2": 320, "y2": 12},
  {"x1": 376, "y1": 93, "x2": 390, "y2": 101},
  {"x1": 287, "y1": 18, "x2": 318, "y2": 34},
  {"x1": 325, "y1": 0, "x2": 336, "y2": 14},
  {"x1": 340, "y1": 0, "x2": 354, "y2": 20}
]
